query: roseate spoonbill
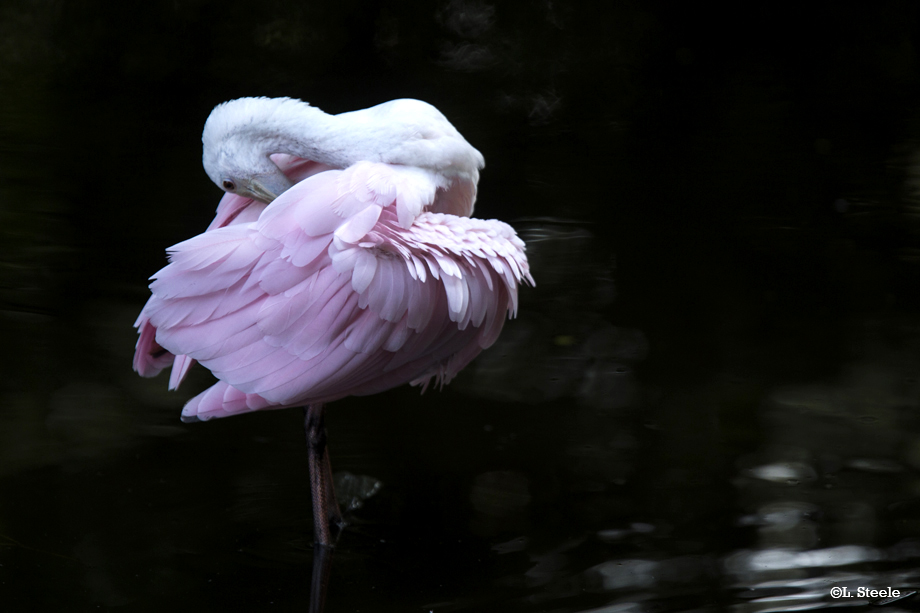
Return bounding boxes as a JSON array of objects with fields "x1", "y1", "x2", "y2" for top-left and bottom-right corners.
[{"x1": 133, "y1": 97, "x2": 533, "y2": 549}]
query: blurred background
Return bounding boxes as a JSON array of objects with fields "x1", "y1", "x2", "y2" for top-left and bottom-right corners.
[{"x1": 4, "y1": 1, "x2": 920, "y2": 611}]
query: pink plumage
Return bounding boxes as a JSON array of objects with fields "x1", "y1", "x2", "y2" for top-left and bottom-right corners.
[{"x1": 134, "y1": 116, "x2": 533, "y2": 422}]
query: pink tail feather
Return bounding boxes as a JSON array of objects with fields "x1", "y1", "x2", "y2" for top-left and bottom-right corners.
[
  {"x1": 181, "y1": 381, "x2": 277, "y2": 422},
  {"x1": 168, "y1": 354, "x2": 196, "y2": 390},
  {"x1": 133, "y1": 318, "x2": 175, "y2": 377}
]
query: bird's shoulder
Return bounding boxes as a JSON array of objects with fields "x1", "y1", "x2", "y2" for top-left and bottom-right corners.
[{"x1": 262, "y1": 161, "x2": 446, "y2": 233}]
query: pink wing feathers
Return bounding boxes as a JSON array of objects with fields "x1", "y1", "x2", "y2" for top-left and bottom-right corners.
[
  {"x1": 132, "y1": 156, "x2": 331, "y2": 385},
  {"x1": 135, "y1": 162, "x2": 532, "y2": 421}
]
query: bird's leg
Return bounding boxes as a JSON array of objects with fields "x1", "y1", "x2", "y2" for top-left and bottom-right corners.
[
  {"x1": 304, "y1": 404, "x2": 344, "y2": 547},
  {"x1": 308, "y1": 543, "x2": 334, "y2": 613}
]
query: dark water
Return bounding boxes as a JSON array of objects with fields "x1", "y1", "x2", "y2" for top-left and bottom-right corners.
[{"x1": 5, "y1": 1, "x2": 920, "y2": 611}]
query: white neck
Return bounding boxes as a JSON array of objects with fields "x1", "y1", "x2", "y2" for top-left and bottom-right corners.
[{"x1": 202, "y1": 97, "x2": 484, "y2": 180}]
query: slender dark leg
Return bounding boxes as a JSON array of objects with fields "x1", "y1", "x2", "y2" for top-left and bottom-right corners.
[
  {"x1": 304, "y1": 404, "x2": 344, "y2": 547},
  {"x1": 308, "y1": 543, "x2": 334, "y2": 613}
]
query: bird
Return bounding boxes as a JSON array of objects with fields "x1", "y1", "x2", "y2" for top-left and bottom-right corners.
[{"x1": 133, "y1": 96, "x2": 533, "y2": 551}]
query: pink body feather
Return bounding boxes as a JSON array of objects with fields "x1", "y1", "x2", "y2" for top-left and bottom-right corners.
[{"x1": 135, "y1": 156, "x2": 532, "y2": 421}]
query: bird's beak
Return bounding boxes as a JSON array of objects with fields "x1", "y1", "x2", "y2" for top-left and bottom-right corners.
[{"x1": 242, "y1": 179, "x2": 280, "y2": 204}]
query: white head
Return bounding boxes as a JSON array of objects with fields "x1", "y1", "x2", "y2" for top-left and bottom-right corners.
[
  {"x1": 201, "y1": 96, "x2": 484, "y2": 205},
  {"x1": 202, "y1": 97, "x2": 309, "y2": 203}
]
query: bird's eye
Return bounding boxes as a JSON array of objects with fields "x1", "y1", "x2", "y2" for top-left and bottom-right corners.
[{"x1": 222, "y1": 180, "x2": 236, "y2": 191}]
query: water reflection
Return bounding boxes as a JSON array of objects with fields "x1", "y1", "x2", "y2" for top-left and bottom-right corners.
[
  {"x1": 459, "y1": 218, "x2": 634, "y2": 409},
  {"x1": 446, "y1": 309, "x2": 920, "y2": 613}
]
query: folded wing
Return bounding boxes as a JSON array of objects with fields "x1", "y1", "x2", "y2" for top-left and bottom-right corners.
[{"x1": 135, "y1": 162, "x2": 532, "y2": 421}]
